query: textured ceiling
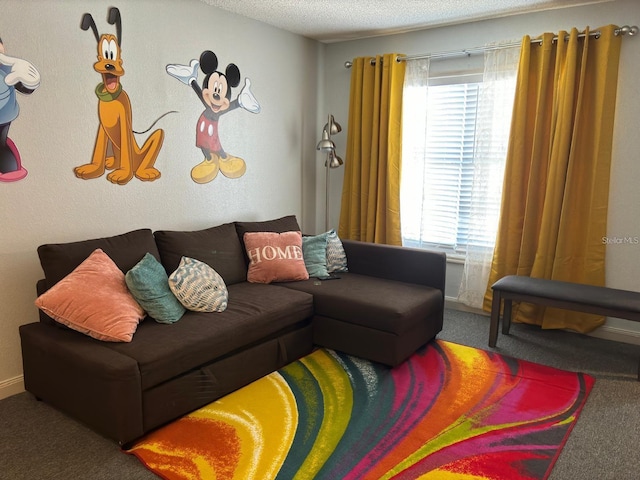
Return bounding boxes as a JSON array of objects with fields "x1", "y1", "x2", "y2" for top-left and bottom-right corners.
[{"x1": 200, "y1": 0, "x2": 614, "y2": 43}]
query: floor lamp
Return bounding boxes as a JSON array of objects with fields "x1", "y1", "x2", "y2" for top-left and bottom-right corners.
[{"x1": 316, "y1": 114, "x2": 343, "y2": 231}]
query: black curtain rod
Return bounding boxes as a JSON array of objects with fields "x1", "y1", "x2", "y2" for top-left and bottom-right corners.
[{"x1": 344, "y1": 25, "x2": 638, "y2": 68}]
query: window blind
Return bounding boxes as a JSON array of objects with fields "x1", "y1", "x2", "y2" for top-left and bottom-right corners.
[{"x1": 402, "y1": 82, "x2": 481, "y2": 252}]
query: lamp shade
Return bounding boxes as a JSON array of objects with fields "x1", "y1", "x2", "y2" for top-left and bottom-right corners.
[
  {"x1": 327, "y1": 151, "x2": 343, "y2": 169},
  {"x1": 316, "y1": 129, "x2": 335, "y2": 151},
  {"x1": 324, "y1": 114, "x2": 342, "y2": 135}
]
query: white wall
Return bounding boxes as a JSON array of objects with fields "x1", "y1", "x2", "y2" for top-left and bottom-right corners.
[
  {"x1": 323, "y1": 0, "x2": 640, "y2": 339},
  {"x1": 0, "y1": 0, "x2": 321, "y2": 397}
]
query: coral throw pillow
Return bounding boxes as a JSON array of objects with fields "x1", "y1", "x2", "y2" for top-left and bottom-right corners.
[
  {"x1": 35, "y1": 249, "x2": 145, "y2": 342},
  {"x1": 243, "y1": 231, "x2": 309, "y2": 284}
]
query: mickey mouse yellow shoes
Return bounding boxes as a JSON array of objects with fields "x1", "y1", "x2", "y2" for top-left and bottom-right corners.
[
  {"x1": 190, "y1": 154, "x2": 220, "y2": 184},
  {"x1": 218, "y1": 154, "x2": 246, "y2": 179},
  {"x1": 190, "y1": 153, "x2": 246, "y2": 183}
]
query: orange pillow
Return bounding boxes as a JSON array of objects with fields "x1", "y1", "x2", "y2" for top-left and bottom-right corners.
[
  {"x1": 35, "y1": 249, "x2": 145, "y2": 342},
  {"x1": 243, "y1": 231, "x2": 309, "y2": 284}
]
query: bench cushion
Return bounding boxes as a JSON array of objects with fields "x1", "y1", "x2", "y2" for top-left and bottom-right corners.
[{"x1": 492, "y1": 276, "x2": 640, "y2": 316}]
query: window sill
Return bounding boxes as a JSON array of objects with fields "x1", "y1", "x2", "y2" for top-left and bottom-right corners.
[
  {"x1": 404, "y1": 243, "x2": 466, "y2": 264},
  {"x1": 446, "y1": 253, "x2": 465, "y2": 265}
]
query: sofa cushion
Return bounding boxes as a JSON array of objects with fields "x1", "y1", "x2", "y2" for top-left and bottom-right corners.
[
  {"x1": 244, "y1": 231, "x2": 309, "y2": 284},
  {"x1": 280, "y1": 272, "x2": 442, "y2": 335},
  {"x1": 35, "y1": 249, "x2": 145, "y2": 342},
  {"x1": 38, "y1": 229, "x2": 159, "y2": 288},
  {"x1": 168, "y1": 257, "x2": 228, "y2": 312},
  {"x1": 154, "y1": 222, "x2": 247, "y2": 285},
  {"x1": 104, "y1": 282, "x2": 314, "y2": 389},
  {"x1": 126, "y1": 253, "x2": 186, "y2": 324}
]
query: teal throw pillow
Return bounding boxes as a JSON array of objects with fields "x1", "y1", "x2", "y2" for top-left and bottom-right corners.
[
  {"x1": 326, "y1": 230, "x2": 348, "y2": 273},
  {"x1": 302, "y1": 232, "x2": 330, "y2": 278},
  {"x1": 125, "y1": 252, "x2": 186, "y2": 324}
]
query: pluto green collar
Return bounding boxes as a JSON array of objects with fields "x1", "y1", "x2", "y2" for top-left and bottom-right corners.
[{"x1": 95, "y1": 83, "x2": 122, "y2": 101}]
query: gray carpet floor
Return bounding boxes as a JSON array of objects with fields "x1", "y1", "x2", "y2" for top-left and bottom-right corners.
[{"x1": 1, "y1": 308, "x2": 639, "y2": 479}]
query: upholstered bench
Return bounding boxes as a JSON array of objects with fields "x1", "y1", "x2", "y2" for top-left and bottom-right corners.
[{"x1": 488, "y1": 275, "x2": 640, "y2": 379}]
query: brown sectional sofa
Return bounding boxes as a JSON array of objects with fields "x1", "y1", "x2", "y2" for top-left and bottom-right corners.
[{"x1": 19, "y1": 215, "x2": 446, "y2": 446}]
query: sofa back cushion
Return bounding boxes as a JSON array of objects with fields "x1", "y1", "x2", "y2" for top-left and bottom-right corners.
[
  {"x1": 38, "y1": 228, "x2": 160, "y2": 289},
  {"x1": 154, "y1": 222, "x2": 247, "y2": 285}
]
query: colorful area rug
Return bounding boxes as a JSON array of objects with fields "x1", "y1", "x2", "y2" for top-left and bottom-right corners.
[{"x1": 128, "y1": 340, "x2": 594, "y2": 479}]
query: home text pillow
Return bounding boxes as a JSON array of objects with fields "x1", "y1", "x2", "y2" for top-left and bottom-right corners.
[
  {"x1": 34, "y1": 249, "x2": 145, "y2": 342},
  {"x1": 235, "y1": 215, "x2": 301, "y2": 263},
  {"x1": 326, "y1": 229, "x2": 348, "y2": 273},
  {"x1": 302, "y1": 232, "x2": 330, "y2": 278},
  {"x1": 243, "y1": 231, "x2": 309, "y2": 284},
  {"x1": 125, "y1": 252, "x2": 186, "y2": 324},
  {"x1": 168, "y1": 257, "x2": 228, "y2": 312}
]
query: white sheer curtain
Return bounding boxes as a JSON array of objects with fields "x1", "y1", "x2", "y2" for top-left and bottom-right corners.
[
  {"x1": 400, "y1": 58, "x2": 430, "y2": 246},
  {"x1": 457, "y1": 44, "x2": 520, "y2": 308}
]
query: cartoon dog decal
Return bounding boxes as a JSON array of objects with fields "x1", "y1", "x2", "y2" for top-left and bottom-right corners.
[
  {"x1": 0, "y1": 36, "x2": 40, "y2": 182},
  {"x1": 166, "y1": 51, "x2": 260, "y2": 184},
  {"x1": 75, "y1": 7, "x2": 170, "y2": 185}
]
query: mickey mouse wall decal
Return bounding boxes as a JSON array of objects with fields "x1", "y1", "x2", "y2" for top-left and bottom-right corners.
[
  {"x1": 166, "y1": 50, "x2": 260, "y2": 184},
  {"x1": 75, "y1": 7, "x2": 174, "y2": 185},
  {"x1": 0, "y1": 36, "x2": 40, "y2": 182}
]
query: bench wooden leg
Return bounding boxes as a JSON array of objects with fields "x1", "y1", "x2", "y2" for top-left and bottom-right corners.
[
  {"x1": 489, "y1": 290, "x2": 501, "y2": 347},
  {"x1": 502, "y1": 299, "x2": 512, "y2": 335}
]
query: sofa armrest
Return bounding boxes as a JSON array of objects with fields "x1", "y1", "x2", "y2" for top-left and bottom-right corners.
[
  {"x1": 341, "y1": 239, "x2": 446, "y2": 294},
  {"x1": 36, "y1": 279, "x2": 57, "y2": 326},
  {"x1": 19, "y1": 322, "x2": 143, "y2": 445}
]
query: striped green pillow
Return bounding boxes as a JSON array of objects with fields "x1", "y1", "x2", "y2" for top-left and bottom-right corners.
[
  {"x1": 326, "y1": 230, "x2": 348, "y2": 273},
  {"x1": 168, "y1": 257, "x2": 228, "y2": 312}
]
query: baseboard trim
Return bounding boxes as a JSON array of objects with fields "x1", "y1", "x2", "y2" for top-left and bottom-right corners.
[
  {"x1": 445, "y1": 297, "x2": 487, "y2": 316},
  {"x1": 445, "y1": 297, "x2": 640, "y2": 346},
  {"x1": 588, "y1": 325, "x2": 640, "y2": 345},
  {"x1": 0, "y1": 375, "x2": 25, "y2": 400}
]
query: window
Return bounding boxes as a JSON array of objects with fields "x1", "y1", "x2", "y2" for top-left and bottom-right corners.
[{"x1": 401, "y1": 60, "x2": 517, "y2": 256}]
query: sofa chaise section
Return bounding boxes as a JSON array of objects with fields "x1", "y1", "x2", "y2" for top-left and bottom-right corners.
[{"x1": 283, "y1": 240, "x2": 446, "y2": 366}]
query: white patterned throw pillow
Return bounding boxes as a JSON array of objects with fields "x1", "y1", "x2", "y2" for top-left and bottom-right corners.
[
  {"x1": 326, "y1": 230, "x2": 348, "y2": 273},
  {"x1": 168, "y1": 257, "x2": 228, "y2": 312}
]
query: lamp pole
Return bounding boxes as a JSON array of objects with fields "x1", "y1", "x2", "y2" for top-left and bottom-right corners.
[
  {"x1": 325, "y1": 152, "x2": 331, "y2": 231},
  {"x1": 317, "y1": 114, "x2": 342, "y2": 232}
]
